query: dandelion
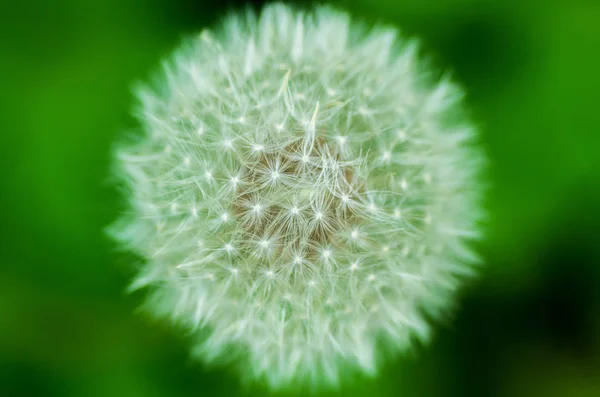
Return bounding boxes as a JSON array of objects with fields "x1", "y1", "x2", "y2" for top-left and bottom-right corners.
[{"x1": 110, "y1": 2, "x2": 485, "y2": 389}]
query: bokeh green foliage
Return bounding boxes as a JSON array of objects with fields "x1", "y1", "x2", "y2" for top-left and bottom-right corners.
[{"x1": 1, "y1": 0, "x2": 599, "y2": 396}]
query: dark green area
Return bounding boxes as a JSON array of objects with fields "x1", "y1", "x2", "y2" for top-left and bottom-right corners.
[{"x1": 1, "y1": 0, "x2": 599, "y2": 396}]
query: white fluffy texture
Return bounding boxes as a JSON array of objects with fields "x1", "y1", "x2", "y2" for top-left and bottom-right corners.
[{"x1": 111, "y1": 3, "x2": 484, "y2": 388}]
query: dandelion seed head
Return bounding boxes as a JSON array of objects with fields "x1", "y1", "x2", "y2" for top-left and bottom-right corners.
[{"x1": 110, "y1": 3, "x2": 485, "y2": 389}]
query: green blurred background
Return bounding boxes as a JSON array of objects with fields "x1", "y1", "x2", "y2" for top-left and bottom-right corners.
[{"x1": 1, "y1": 0, "x2": 599, "y2": 396}]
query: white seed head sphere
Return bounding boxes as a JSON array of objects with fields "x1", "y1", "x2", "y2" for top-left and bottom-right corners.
[{"x1": 111, "y1": 3, "x2": 485, "y2": 389}]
